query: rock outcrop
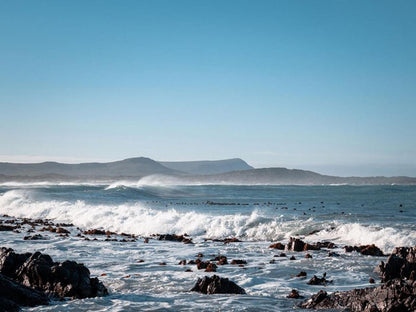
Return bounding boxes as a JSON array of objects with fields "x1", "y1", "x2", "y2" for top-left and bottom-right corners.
[
  {"x1": 301, "y1": 246, "x2": 416, "y2": 311},
  {"x1": 378, "y1": 246, "x2": 416, "y2": 281},
  {"x1": 301, "y1": 279, "x2": 416, "y2": 311},
  {"x1": 0, "y1": 247, "x2": 108, "y2": 300},
  {"x1": 190, "y1": 275, "x2": 246, "y2": 294},
  {"x1": 0, "y1": 273, "x2": 49, "y2": 311}
]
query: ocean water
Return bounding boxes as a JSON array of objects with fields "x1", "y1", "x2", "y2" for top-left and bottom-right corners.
[{"x1": 0, "y1": 182, "x2": 415, "y2": 311}]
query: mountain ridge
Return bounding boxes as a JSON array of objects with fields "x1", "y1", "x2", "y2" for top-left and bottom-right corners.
[{"x1": 0, "y1": 157, "x2": 415, "y2": 185}]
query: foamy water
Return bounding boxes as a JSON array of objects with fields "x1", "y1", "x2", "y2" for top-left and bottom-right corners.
[{"x1": 0, "y1": 184, "x2": 415, "y2": 311}]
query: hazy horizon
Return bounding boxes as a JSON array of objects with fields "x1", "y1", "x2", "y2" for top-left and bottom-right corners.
[{"x1": 1, "y1": 1, "x2": 415, "y2": 178}]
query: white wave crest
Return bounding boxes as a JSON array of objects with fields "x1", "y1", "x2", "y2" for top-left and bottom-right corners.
[
  {"x1": 0, "y1": 190, "x2": 317, "y2": 240},
  {"x1": 308, "y1": 222, "x2": 416, "y2": 253},
  {"x1": 1, "y1": 190, "x2": 414, "y2": 252}
]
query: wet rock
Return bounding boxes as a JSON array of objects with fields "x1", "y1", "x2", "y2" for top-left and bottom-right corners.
[
  {"x1": 223, "y1": 237, "x2": 241, "y2": 244},
  {"x1": 190, "y1": 275, "x2": 246, "y2": 294},
  {"x1": 0, "y1": 225, "x2": 17, "y2": 231},
  {"x1": 269, "y1": 242, "x2": 285, "y2": 250},
  {"x1": 301, "y1": 279, "x2": 416, "y2": 311},
  {"x1": 296, "y1": 271, "x2": 307, "y2": 277},
  {"x1": 83, "y1": 229, "x2": 109, "y2": 235},
  {"x1": 316, "y1": 241, "x2": 336, "y2": 249},
  {"x1": 0, "y1": 273, "x2": 49, "y2": 311},
  {"x1": 287, "y1": 289, "x2": 303, "y2": 299},
  {"x1": 378, "y1": 246, "x2": 416, "y2": 281},
  {"x1": 231, "y1": 259, "x2": 247, "y2": 265},
  {"x1": 344, "y1": 244, "x2": 384, "y2": 256},
  {"x1": 290, "y1": 256, "x2": 296, "y2": 260},
  {"x1": 0, "y1": 247, "x2": 108, "y2": 299},
  {"x1": 328, "y1": 251, "x2": 340, "y2": 257},
  {"x1": 23, "y1": 234, "x2": 46, "y2": 240},
  {"x1": 205, "y1": 263, "x2": 217, "y2": 272},
  {"x1": 286, "y1": 237, "x2": 306, "y2": 252},
  {"x1": 158, "y1": 234, "x2": 193, "y2": 244},
  {"x1": 305, "y1": 253, "x2": 312, "y2": 259},
  {"x1": 212, "y1": 255, "x2": 228, "y2": 265},
  {"x1": 286, "y1": 237, "x2": 321, "y2": 252},
  {"x1": 307, "y1": 274, "x2": 332, "y2": 286},
  {"x1": 178, "y1": 260, "x2": 186, "y2": 265},
  {"x1": 369, "y1": 278, "x2": 375, "y2": 284}
]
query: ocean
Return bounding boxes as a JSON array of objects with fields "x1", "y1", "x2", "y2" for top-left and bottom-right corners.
[{"x1": 1, "y1": 182, "x2": 415, "y2": 311}]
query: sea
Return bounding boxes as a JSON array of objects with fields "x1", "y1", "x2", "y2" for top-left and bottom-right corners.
[{"x1": 0, "y1": 181, "x2": 415, "y2": 311}]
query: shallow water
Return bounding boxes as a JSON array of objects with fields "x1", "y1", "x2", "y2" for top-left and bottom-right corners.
[{"x1": 0, "y1": 183, "x2": 415, "y2": 311}]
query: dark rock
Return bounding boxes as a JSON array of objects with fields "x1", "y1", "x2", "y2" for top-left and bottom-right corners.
[
  {"x1": 286, "y1": 237, "x2": 305, "y2": 252},
  {"x1": 307, "y1": 274, "x2": 332, "y2": 286},
  {"x1": 190, "y1": 275, "x2": 246, "y2": 294},
  {"x1": 0, "y1": 247, "x2": 108, "y2": 299},
  {"x1": 205, "y1": 263, "x2": 217, "y2": 272},
  {"x1": 23, "y1": 234, "x2": 46, "y2": 240},
  {"x1": 158, "y1": 234, "x2": 193, "y2": 244},
  {"x1": 231, "y1": 259, "x2": 247, "y2": 265},
  {"x1": 344, "y1": 244, "x2": 384, "y2": 256},
  {"x1": 305, "y1": 253, "x2": 312, "y2": 259},
  {"x1": 83, "y1": 229, "x2": 107, "y2": 235},
  {"x1": 290, "y1": 256, "x2": 296, "y2": 260},
  {"x1": 378, "y1": 246, "x2": 416, "y2": 281},
  {"x1": 296, "y1": 271, "x2": 307, "y2": 277},
  {"x1": 223, "y1": 237, "x2": 241, "y2": 244},
  {"x1": 301, "y1": 279, "x2": 416, "y2": 311},
  {"x1": 0, "y1": 225, "x2": 17, "y2": 231},
  {"x1": 212, "y1": 255, "x2": 228, "y2": 265},
  {"x1": 197, "y1": 261, "x2": 217, "y2": 271},
  {"x1": 269, "y1": 242, "x2": 285, "y2": 250},
  {"x1": 369, "y1": 278, "x2": 375, "y2": 284},
  {"x1": 287, "y1": 289, "x2": 303, "y2": 299},
  {"x1": 328, "y1": 251, "x2": 340, "y2": 257},
  {"x1": 0, "y1": 273, "x2": 49, "y2": 310}
]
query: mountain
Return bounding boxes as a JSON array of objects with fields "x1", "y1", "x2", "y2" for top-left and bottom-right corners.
[
  {"x1": 0, "y1": 157, "x2": 180, "y2": 179},
  {"x1": 159, "y1": 158, "x2": 253, "y2": 175},
  {"x1": 0, "y1": 157, "x2": 415, "y2": 185},
  {"x1": 163, "y1": 168, "x2": 416, "y2": 185}
]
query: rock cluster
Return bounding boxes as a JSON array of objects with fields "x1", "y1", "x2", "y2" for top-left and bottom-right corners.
[
  {"x1": 0, "y1": 247, "x2": 108, "y2": 310},
  {"x1": 301, "y1": 246, "x2": 416, "y2": 311},
  {"x1": 344, "y1": 244, "x2": 384, "y2": 256},
  {"x1": 269, "y1": 238, "x2": 336, "y2": 252}
]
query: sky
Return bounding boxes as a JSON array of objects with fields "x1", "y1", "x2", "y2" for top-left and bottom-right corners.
[{"x1": 0, "y1": 0, "x2": 415, "y2": 177}]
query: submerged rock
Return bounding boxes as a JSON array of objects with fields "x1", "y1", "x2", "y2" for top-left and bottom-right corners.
[{"x1": 190, "y1": 275, "x2": 246, "y2": 294}]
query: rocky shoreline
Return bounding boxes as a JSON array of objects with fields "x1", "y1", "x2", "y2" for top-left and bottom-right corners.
[
  {"x1": 300, "y1": 246, "x2": 416, "y2": 311},
  {"x1": 1, "y1": 215, "x2": 415, "y2": 311}
]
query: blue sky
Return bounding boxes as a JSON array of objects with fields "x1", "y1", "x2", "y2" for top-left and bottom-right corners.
[{"x1": 0, "y1": 0, "x2": 415, "y2": 176}]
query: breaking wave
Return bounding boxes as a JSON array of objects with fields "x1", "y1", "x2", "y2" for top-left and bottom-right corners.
[{"x1": 0, "y1": 189, "x2": 414, "y2": 252}]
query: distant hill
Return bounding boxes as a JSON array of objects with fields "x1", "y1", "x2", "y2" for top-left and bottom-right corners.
[
  {"x1": 160, "y1": 158, "x2": 253, "y2": 175},
  {"x1": 164, "y1": 168, "x2": 416, "y2": 185},
  {"x1": 0, "y1": 157, "x2": 180, "y2": 179},
  {"x1": 0, "y1": 157, "x2": 415, "y2": 185}
]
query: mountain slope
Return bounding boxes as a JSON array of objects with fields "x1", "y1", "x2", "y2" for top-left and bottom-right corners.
[
  {"x1": 159, "y1": 158, "x2": 253, "y2": 175},
  {"x1": 168, "y1": 168, "x2": 416, "y2": 185},
  {"x1": 0, "y1": 157, "x2": 181, "y2": 179}
]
